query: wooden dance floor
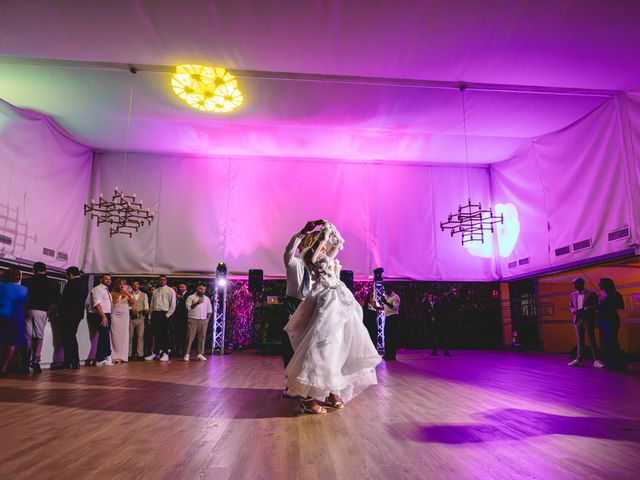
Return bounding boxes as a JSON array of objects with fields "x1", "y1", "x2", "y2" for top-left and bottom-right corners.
[{"x1": 1, "y1": 350, "x2": 639, "y2": 479}]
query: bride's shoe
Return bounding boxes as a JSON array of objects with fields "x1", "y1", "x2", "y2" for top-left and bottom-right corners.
[
  {"x1": 324, "y1": 395, "x2": 345, "y2": 409},
  {"x1": 299, "y1": 398, "x2": 327, "y2": 414}
]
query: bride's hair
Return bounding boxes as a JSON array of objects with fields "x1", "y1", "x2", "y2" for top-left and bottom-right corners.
[{"x1": 302, "y1": 231, "x2": 319, "y2": 249}]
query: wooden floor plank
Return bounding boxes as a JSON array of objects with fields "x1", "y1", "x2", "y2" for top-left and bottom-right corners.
[{"x1": 1, "y1": 350, "x2": 639, "y2": 479}]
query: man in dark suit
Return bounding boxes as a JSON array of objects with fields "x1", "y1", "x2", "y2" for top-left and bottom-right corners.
[
  {"x1": 59, "y1": 266, "x2": 89, "y2": 369},
  {"x1": 172, "y1": 283, "x2": 189, "y2": 357},
  {"x1": 425, "y1": 292, "x2": 451, "y2": 356},
  {"x1": 568, "y1": 277, "x2": 602, "y2": 367}
]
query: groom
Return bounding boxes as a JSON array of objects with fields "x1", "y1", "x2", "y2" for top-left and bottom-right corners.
[{"x1": 282, "y1": 220, "x2": 319, "y2": 394}]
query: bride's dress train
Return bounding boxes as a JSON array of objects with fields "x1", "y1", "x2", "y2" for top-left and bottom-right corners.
[{"x1": 284, "y1": 223, "x2": 381, "y2": 403}]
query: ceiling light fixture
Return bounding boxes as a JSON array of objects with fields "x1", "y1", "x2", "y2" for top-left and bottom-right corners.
[
  {"x1": 440, "y1": 84, "x2": 503, "y2": 245},
  {"x1": 84, "y1": 66, "x2": 154, "y2": 237},
  {"x1": 171, "y1": 64, "x2": 244, "y2": 113}
]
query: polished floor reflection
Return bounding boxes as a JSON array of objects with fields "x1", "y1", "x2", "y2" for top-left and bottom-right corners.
[{"x1": 1, "y1": 350, "x2": 639, "y2": 479}]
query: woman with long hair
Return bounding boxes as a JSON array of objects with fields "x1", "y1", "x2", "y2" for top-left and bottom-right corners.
[
  {"x1": 597, "y1": 278, "x2": 626, "y2": 371},
  {"x1": 284, "y1": 221, "x2": 381, "y2": 414},
  {"x1": 110, "y1": 278, "x2": 134, "y2": 363}
]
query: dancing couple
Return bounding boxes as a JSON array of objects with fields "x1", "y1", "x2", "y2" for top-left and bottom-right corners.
[{"x1": 283, "y1": 220, "x2": 381, "y2": 414}]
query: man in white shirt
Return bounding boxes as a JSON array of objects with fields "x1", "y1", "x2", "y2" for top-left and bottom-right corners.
[
  {"x1": 149, "y1": 275, "x2": 176, "y2": 362},
  {"x1": 129, "y1": 281, "x2": 149, "y2": 360},
  {"x1": 87, "y1": 274, "x2": 113, "y2": 366},
  {"x1": 283, "y1": 220, "x2": 321, "y2": 367},
  {"x1": 568, "y1": 277, "x2": 602, "y2": 367},
  {"x1": 183, "y1": 283, "x2": 213, "y2": 362},
  {"x1": 381, "y1": 287, "x2": 400, "y2": 360}
]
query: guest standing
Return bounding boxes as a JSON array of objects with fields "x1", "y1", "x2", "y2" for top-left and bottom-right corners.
[
  {"x1": 173, "y1": 283, "x2": 189, "y2": 357},
  {"x1": 110, "y1": 279, "x2": 134, "y2": 363},
  {"x1": 597, "y1": 278, "x2": 626, "y2": 371},
  {"x1": 363, "y1": 289, "x2": 380, "y2": 348},
  {"x1": 23, "y1": 262, "x2": 60, "y2": 373},
  {"x1": 59, "y1": 267, "x2": 88, "y2": 369},
  {"x1": 143, "y1": 286, "x2": 156, "y2": 360},
  {"x1": 183, "y1": 283, "x2": 212, "y2": 361},
  {"x1": 129, "y1": 281, "x2": 148, "y2": 360},
  {"x1": 425, "y1": 292, "x2": 451, "y2": 356},
  {"x1": 0, "y1": 268, "x2": 28, "y2": 376},
  {"x1": 88, "y1": 274, "x2": 113, "y2": 366},
  {"x1": 150, "y1": 275, "x2": 176, "y2": 362},
  {"x1": 568, "y1": 277, "x2": 602, "y2": 367},
  {"x1": 381, "y1": 287, "x2": 400, "y2": 360}
]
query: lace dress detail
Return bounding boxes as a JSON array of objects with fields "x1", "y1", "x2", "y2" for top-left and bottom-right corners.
[{"x1": 284, "y1": 222, "x2": 380, "y2": 403}]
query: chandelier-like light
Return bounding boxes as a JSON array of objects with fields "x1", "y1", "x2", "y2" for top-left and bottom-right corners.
[
  {"x1": 171, "y1": 64, "x2": 244, "y2": 113},
  {"x1": 84, "y1": 189, "x2": 154, "y2": 238},
  {"x1": 84, "y1": 67, "x2": 154, "y2": 239},
  {"x1": 440, "y1": 199, "x2": 503, "y2": 245},
  {"x1": 440, "y1": 85, "x2": 503, "y2": 245}
]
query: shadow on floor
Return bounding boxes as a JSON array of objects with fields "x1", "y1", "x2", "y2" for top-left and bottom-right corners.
[
  {"x1": 413, "y1": 408, "x2": 640, "y2": 444},
  {"x1": 0, "y1": 373, "x2": 300, "y2": 419}
]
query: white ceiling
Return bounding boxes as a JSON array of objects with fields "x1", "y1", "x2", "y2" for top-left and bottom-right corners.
[{"x1": 1, "y1": 0, "x2": 638, "y2": 164}]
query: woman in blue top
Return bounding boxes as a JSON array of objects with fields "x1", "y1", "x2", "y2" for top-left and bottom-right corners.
[{"x1": 0, "y1": 268, "x2": 28, "y2": 375}]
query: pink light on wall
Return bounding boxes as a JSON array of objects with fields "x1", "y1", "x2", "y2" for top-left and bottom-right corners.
[{"x1": 464, "y1": 203, "x2": 520, "y2": 258}]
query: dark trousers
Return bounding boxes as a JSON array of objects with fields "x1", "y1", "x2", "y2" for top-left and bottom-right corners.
[
  {"x1": 384, "y1": 314, "x2": 400, "y2": 359},
  {"x1": 62, "y1": 316, "x2": 83, "y2": 366},
  {"x1": 431, "y1": 319, "x2": 449, "y2": 353},
  {"x1": 282, "y1": 296, "x2": 301, "y2": 368},
  {"x1": 173, "y1": 314, "x2": 187, "y2": 356},
  {"x1": 151, "y1": 311, "x2": 169, "y2": 354},
  {"x1": 599, "y1": 319, "x2": 625, "y2": 371},
  {"x1": 363, "y1": 309, "x2": 378, "y2": 348},
  {"x1": 143, "y1": 317, "x2": 154, "y2": 356},
  {"x1": 94, "y1": 313, "x2": 112, "y2": 362},
  {"x1": 574, "y1": 316, "x2": 598, "y2": 361}
]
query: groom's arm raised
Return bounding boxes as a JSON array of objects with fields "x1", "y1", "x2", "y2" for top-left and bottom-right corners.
[{"x1": 284, "y1": 221, "x2": 318, "y2": 266}]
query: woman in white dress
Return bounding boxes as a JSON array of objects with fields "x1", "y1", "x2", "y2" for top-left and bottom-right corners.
[
  {"x1": 110, "y1": 279, "x2": 134, "y2": 363},
  {"x1": 285, "y1": 221, "x2": 381, "y2": 414}
]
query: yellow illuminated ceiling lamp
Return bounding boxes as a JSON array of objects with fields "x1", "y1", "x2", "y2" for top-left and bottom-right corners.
[{"x1": 171, "y1": 64, "x2": 244, "y2": 113}]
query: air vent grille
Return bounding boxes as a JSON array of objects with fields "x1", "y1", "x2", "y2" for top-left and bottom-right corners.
[
  {"x1": 572, "y1": 238, "x2": 592, "y2": 251},
  {"x1": 508, "y1": 261, "x2": 518, "y2": 269},
  {"x1": 518, "y1": 257, "x2": 530, "y2": 266},
  {"x1": 608, "y1": 227, "x2": 630, "y2": 241},
  {"x1": 43, "y1": 247, "x2": 55, "y2": 257},
  {"x1": 0, "y1": 234, "x2": 12, "y2": 246},
  {"x1": 554, "y1": 246, "x2": 571, "y2": 256},
  {"x1": 56, "y1": 251, "x2": 69, "y2": 261}
]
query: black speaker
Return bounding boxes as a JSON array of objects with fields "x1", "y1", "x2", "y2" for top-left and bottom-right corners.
[
  {"x1": 340, "y1": 269, "x2": 354, "y2": 292},
  {"x1": 248, "y1": 269, "x2": 263, "y2": 293}
]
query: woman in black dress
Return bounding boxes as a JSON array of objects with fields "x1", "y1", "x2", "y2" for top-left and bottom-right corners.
[{"x1": 597, "y1": 278, "x2": 625, "y2": 371}]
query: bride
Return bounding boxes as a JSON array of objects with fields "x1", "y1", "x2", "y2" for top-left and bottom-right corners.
[{"x1": 284, "y1": 220, "x2": 381, "y2": 414}]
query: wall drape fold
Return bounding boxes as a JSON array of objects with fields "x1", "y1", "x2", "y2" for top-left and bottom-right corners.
[{"x1": 0, "y1": 100, "x2": 92, "y2": 267}]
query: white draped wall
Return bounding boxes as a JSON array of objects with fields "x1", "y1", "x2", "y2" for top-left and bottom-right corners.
[
  {"x1": 83, "y1": 154, "x2": 496, "y2": 280},
  {"x1": 490, "y1": 96, "x2": 640, "y2": 279},
  {"x1": 0, "y1": 100, "x2": 92, "y2": 267},
  {"x1": 1, "y1": 92, "x2": 638, "y2": 281}
]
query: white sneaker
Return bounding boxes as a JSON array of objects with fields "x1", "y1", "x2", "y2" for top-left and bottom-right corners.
[
  {"x1": 144, "y1": 354, "x2": 155, "y2": 361},
  {"x1": 568, "y1": 359, "x2": 583, "y2": 367},
  {"x1": 594, "y1": 360, "x2": 604, "y2": 368},
  {"x1": 196, "y1": 354, "x2": 207, "y2": 361},
  {"x1": 106, "y1": 356, "x2": 113, "y2": 363},
  {"x1": 159, "y1": 353, "x2": 169, "y2": 362},
  {"x1": 183, "y1": 354, "x2": 190, "y2": 362},
  {"x1": 96, "y1": 360, "x2": 108, "y2": 367}
]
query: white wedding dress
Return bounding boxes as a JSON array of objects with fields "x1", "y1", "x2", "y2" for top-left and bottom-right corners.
[{"x1": 284, "y1": 223, "x2": 381, "y2": 403}]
